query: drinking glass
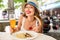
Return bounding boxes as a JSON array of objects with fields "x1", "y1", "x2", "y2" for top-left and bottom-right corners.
[{"x1": 9, "y1": 14, "x2": 16, "y2": 29}]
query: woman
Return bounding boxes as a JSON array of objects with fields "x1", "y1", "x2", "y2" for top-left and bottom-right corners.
[{"x1": 10, "y1": 1, "x2": 43, "y2": 33}]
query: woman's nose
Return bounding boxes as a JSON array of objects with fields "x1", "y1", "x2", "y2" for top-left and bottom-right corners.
[{"x1": 27, "y1": 8, "x2": 30, "y2": 10}]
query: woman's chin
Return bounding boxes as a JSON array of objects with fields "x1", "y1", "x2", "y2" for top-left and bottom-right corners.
[{"x1": 26, "y1": 14, "x2": 32, "y2": 16}]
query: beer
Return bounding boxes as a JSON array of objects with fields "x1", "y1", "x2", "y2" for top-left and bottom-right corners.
[
  {"x1": 10, "y1": 19, "x2": 16, "y2": 29},
  {"x1": 9, "y1": 14, "x2": 16, "y2": 29}
]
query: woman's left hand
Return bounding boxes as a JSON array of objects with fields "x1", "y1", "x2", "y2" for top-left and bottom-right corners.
[{"x1": 33, "y1": 27, "x2": 40, "y2": 33}]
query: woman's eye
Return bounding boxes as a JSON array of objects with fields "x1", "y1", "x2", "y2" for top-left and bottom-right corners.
[
  {"x1": 25, "y1": 7, "x2": 28, "y2": 8},
  {"x1": 30, "y1": 7, "x2": 33, "y2": 8}
]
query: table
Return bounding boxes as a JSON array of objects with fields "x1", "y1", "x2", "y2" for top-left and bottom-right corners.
[{"x1": 0, "y1": 32, "x2": 56, "y2": 40}]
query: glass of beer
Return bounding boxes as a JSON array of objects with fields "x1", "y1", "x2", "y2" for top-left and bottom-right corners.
[{"x1": 9, "y1": 14, "x2": 16, "y2": 29}]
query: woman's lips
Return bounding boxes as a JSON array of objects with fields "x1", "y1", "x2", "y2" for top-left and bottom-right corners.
[{"x1": 26, "y1": 11, "x2": 31, "y2": 14}]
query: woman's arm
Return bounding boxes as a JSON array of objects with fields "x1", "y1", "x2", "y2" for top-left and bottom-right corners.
[
  {"x1": 14, "y1": 14, "x2": 24, "y2": 31},
  {"x1": 33, "y1": 16, "x2": 43, "y2": 33}
]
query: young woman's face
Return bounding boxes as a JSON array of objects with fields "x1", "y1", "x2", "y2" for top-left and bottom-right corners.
[{"x1": 24, "y1": 4, "x2": 35, "y2": 16}]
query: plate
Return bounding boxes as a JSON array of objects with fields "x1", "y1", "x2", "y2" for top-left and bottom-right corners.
[{"x1": 11, "y1": 31, "x2": 38, "y2": 40}]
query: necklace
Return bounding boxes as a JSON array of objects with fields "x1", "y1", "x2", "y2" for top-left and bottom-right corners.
[
  {"x1": 25, "y1": 18, "x2": 36, "y2": 30},
  {"x1": 27, "y1": 20, "x2": 35, "y2": 30}
]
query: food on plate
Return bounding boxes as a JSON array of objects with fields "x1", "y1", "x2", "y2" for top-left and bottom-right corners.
[
  {"x1": 16, "y1": 33, "x2": 32, "y2": 38},
  {"x1": 25, "y1": 33, "x2": 32, "y2": 37},
  {"x1": 16, "y1": 33, "x2": 26, "y2": 38}
]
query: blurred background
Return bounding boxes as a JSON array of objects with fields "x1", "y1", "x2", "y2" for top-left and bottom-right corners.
[{"x1": 0, "y1": 0, "x2": 60, "y2": 40}]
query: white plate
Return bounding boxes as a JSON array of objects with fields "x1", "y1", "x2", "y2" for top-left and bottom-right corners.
[{"x1": 11, "y1": 31, "x2": 38, "y2": 40}]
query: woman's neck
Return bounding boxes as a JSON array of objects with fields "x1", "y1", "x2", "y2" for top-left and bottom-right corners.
[{"x1": 27, "y1": 16, "x2": 34, "y2": 22}]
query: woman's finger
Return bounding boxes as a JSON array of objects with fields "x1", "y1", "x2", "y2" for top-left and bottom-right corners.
[{"x1": 10, "y1": 27, "x2": 13, "y2": 33}]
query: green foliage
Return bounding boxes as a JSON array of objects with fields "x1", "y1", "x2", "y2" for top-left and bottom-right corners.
[
  {"x1": 14, "y1": 0, "x2": 25, "y2": 9},
  {"x1": 15, "y1": 5, "x2": 20, "y2": 9},
  {"x1": 14, "y1": 0, "x2": 24, "y2": 3},
  {"x1": 41, "y1": 2, "x2": 45, "y2": 6},
  {"x1": 0, "y1": 0, "x2": 2, "y2": 3},
  {"x1": 0, "y1": 4, "x2": 4, "y2": 8},
  {"x1": 0, "y1": 0, "x2": 4, "y2": 8},
  {"x1": 0, "y1": 0, "x2": 25, "y2": 9}
]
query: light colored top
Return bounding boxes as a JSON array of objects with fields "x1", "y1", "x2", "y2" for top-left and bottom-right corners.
[{"x1": 20, "y1": 17, "x2": 38, "y2": 31}]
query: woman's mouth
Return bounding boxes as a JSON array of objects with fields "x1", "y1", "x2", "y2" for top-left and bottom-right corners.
[{"x1": 26, "y1": 11, "x2": 31, "y2": 14}]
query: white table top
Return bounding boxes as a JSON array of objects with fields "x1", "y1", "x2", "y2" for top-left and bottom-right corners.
[
  {"x1": 0, "y1": 32, "x2": 56, "y2": 40},
  {"x1": 0, "y1": 20, "x2": 18, "y2": 23}
]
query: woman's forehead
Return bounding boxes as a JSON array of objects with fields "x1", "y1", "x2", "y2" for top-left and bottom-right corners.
[{"x1": 25, "y1": 4, "x2": 34, "y2": 7}]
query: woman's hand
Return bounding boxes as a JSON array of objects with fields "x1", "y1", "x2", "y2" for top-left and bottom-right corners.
[
  {"x1": 33, "y1": 27, "x2": 40, "y2": 33},
  {"x1": 9, "y1": 27, "x2": 14, "y2": 33},
  {"x1": 9, "y1": 27, "x2": 19, "y2": 33}
]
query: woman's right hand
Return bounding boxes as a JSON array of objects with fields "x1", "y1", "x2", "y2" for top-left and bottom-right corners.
[
  {"x1": 9, "y1": 27, "x2": 14, "y2": 33},
  {"x1": 10, "y1": 27, "x2": 19, "y2": 33}
]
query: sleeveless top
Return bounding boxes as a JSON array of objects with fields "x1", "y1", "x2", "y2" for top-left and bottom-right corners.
[{"x1": 20, "y1": 17, "x2": 38, "y2": 31}]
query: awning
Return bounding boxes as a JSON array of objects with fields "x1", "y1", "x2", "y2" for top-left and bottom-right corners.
[{"x1": 40, "y1": 2, "x2": 60, "y2": 11}]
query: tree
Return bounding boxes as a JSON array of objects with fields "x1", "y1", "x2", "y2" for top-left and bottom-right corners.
[
  {"x1": 0, "y1": 0, "x2": 4, "y2": 8},
  {"x1": 0, "y1": 4, "x2": 4, "y2": 8},
  {"x1": 0, "y1": 0, "x2": 25, "y2": 9},
  {"x1": 14, "y1": 0, "x2": 25, "y2": 9},
  {"x1": 0, "y1": 0, "x2": 2, "y2": 2},
  {"x1": 14, "y1": 0, "x2": 24, "y2": 3}
]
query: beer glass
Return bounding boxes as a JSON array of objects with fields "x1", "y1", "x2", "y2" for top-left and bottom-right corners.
[{"x1": 9, "y1": 14, "x2": 16, "y2": 29}]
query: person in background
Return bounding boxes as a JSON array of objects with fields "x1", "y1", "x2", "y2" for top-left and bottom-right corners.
[
  {"x1": 2, "y1": 10, "x2": 8, "y2": 19},
  {"x1": 10, "y1": 1, "x2": 43, "y2": 33}
]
